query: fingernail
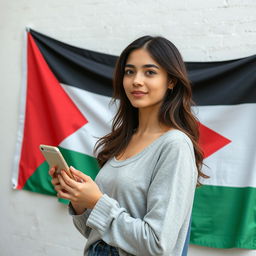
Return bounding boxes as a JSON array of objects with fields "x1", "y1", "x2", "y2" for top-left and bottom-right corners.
[{"x1": 70, "y1": 166, "x2": 75, "y2": 170}]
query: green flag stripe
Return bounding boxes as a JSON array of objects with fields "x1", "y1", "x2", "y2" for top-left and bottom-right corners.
[
  {"x1": 191, "y1": 185, "x2": 256, "y2": 249},
  {"x1": 58, "y1": 147, "x2": 100, "y2": 179},
  {"x1": 23, "y1": 161, "x2": 56, "y2": 196},
  {"x1": 23, "y1": 147, "x2": 100, "y2": 197}
]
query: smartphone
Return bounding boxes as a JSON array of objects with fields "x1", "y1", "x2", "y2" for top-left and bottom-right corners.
[{"x1": 39, "y1": 144, "x2": 74, "y2": 179}]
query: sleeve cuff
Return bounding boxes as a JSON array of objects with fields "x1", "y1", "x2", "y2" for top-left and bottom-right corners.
[{"x1": 86, "y1": 194, "x2": 119, "y2": 235}]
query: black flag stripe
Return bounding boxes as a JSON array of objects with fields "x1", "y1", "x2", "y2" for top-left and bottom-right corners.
[{"x1": 30, "y1": 29, "x2": 256, "y2": 105}]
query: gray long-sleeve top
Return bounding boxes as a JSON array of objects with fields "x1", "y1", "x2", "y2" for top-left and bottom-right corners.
[{"x1": 70, "y1": 129, "x2": 198, "y2": 256}]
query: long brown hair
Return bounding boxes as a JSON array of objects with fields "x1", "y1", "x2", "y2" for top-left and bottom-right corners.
[{"x1": 94, "y1": 36, "x2": 209, "y2": 186}]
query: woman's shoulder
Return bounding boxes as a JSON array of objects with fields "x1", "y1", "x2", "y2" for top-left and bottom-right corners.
[
  {"x1": 161, "y1": 129, "x2": 193, "y2": 146},
  {"x1": 157, "y1": 130, "x2": 196, "y2": 166},
  {"x1": 147, "y1": 129, "x2": 194, "y2": 158},
  {"x1": 156, "y1": 129, "x2": 195, "y2": 157}
]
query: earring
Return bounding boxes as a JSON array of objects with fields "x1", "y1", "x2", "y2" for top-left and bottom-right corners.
[{"x1": 168, "y1": 87, "x2": 173, "y2": 93}]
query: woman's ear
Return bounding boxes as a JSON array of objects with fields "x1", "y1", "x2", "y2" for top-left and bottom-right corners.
[{"x1": 168, "y1": 78, "x2": 177, "y2": 89}]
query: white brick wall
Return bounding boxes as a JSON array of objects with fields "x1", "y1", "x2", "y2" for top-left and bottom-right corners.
[{"x1": 0, "y1": 0, "x2": 255, "y2": 255}]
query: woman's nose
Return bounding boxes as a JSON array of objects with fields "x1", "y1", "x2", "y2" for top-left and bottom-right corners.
[{"x1": 133, "y1": 73, "x2": 144, "y2": 86}]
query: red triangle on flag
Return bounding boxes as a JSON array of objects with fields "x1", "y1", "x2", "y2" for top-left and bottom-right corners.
[
  {"x1": 199, "y1": 122, "x2": 231, "y2": 159},
  {"x1": 17, "y1": 33, "x2": 87, "y2": 189}
]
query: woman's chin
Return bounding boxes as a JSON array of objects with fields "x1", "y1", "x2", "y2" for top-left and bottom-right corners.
[
  {"x1": 130, "y1": 102, "x2": 147, "y2": 108},
  {"x1": 130, "y1": 100, "x2": 162, "y2": 110}
]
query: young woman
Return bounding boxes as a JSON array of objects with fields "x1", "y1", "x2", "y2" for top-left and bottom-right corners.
[{"x1": 50, "y1": 36, "x2": 207, "y2": 256}]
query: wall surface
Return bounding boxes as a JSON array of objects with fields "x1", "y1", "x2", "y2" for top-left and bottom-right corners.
[{"x1": 0, "y1": 0, "x2": 255, "y2": 255}]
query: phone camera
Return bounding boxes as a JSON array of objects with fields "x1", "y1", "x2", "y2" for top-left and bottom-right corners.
[{"x1": 41, "y1": 147, "x2": 44, "y2": 151}]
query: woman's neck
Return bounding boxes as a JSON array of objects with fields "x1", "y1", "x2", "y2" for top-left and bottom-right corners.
[{"x1": 136, "y1": 106, "x2": 171, "y2": 136}]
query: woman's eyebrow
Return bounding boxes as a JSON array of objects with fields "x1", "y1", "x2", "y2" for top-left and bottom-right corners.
[{"x1": 125, "y1": 64, "x2": 160, "y2": 69}]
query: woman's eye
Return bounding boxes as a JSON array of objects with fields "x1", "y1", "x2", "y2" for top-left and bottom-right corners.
[
  {"x1": 124, "y1": 69, "x2": 133, "y2": 75},
  {"x1": 146, "y1": 70, "x2": 157, "y2": 75}
]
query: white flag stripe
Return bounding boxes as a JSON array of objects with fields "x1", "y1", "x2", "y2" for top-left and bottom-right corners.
[
  {"x1": 59, "y1": 84, "x2": 115, "y2": 156},
  {"x1": 195, "y1": 104, "x2": 256, "y2": 188},
  {"x1": 60, "y1": 84, "x2": 256, "y2": 188}
]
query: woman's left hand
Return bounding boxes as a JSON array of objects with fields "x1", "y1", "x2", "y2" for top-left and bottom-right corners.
[{"x1": 55, "y1": 166, "x2": 103, "y2": 210}]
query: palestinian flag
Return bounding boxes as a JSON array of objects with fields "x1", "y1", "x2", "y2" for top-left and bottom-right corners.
[{"x1": 13, "y1": 29, "x2": 256, "y2": 249}]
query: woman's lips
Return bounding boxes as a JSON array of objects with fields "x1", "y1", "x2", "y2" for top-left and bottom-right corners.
[{"x1": 131, "y1": 91, "x2": 148, "y2": 97}]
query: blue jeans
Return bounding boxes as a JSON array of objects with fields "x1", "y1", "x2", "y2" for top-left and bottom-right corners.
[{"x1": 88, "y1": 240, "x2": 119, "y2": 256}]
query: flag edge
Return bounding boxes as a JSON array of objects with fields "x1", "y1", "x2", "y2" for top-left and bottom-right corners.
[{"x1": 12, "y1": 29, "x2": 28, "y2": 189}]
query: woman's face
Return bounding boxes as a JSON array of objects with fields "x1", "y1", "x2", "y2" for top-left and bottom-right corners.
[{"x1": 123, "y1": 48, "x2": 172, "y2": 110}]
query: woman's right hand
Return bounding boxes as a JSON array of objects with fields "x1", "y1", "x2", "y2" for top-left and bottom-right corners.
[
  {"x1": 49, "y1": 167, "x2": 61, "y2": 189},
  {"x1": 49, "y1": 167, "x2": 71, "y2": 194},
  {"x1": 48, "y1": 167, "x2": 88, "y2": 215}
]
